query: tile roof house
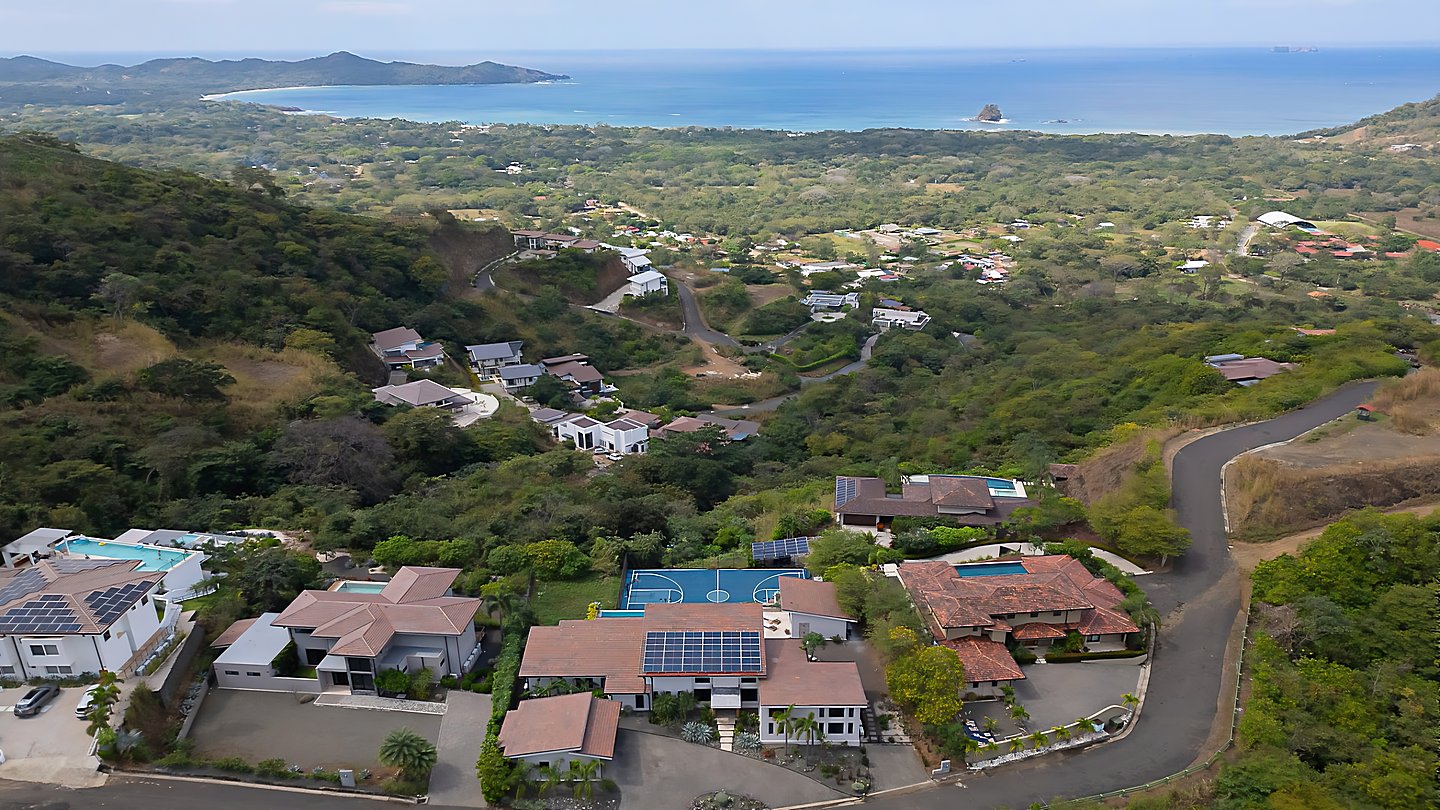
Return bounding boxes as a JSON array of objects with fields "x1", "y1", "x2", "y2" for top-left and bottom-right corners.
[
  {"x1": 659, "y1": 415, "x2": 761, "y2": 441},
  {"x1": 499, "y1": 693, "x2": 622, "y2": 774},
  {"x1": 834, "y1": 474, "x2": 1033, "y2": 533},
  {"x1": 0, "y1": 559, "x2": 166, "y2": 680},
  {"x1": 370, "y1": 327, "x2": 446, "y2": 370},
  {"x1": 777, "y1": 578, "x2": 856, "y2": 640},
  {"x1": 519, "y1": 602, "x2": 866, "y2": 744},
  {"x1": 540, "y1": 355, "x2": 606, "y2": 398},
  {"x1": 896, "y1": 555, "x2": 1139, "y2": 696},
  {"x1": 1204, "y1": 355, "x2": 1296, "y2": 386},
  {"x1": 371, "y1": 379, "x2": 473, "y2": 410},
  {"x1": 267, "y1": 567, "x2": 482, "y2": 695}
]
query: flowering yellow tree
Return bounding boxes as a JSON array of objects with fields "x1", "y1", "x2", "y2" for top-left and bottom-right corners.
[{"x1": 885, "y1": 644, "x2": 964, "y2": 726}]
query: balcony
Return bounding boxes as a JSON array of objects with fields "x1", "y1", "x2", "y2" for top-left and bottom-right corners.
[{"x1": 711, "y1": 686, "x2": 742, "y2": 709}]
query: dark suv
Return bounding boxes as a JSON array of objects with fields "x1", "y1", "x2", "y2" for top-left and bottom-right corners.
[{"x1": 14, "y1": 684, "x2": 61, "y2": 718}]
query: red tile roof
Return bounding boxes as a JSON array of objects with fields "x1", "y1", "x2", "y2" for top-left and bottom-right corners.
[
  {"x1": 1416, "y1": 239, "x2": 1440, "y2": 252},
  {"x1": 212, "y1": 618, "x2": 257, "y2": 648},
  {"x1": 758, "y1": 640, "x2": 866, "y2": 707},
  {"x1": 272, "y1": 566, "x2": 479, "y2": 658},
  {"x1": 518, "y1": 618, "x2": 648, "y2": 695},
  {"x1": 1012, "y1": 622, "x2": 1066, "y2": 640},
  {"x1": 499, "y1": 693, "x2": 621, "y2": 759},
  {"x1": 779, "y1": 578, "x2": 853, "y2": 620},
  {"x1": 943, "y1": 637, "x2": 1026, "y2": 683}
]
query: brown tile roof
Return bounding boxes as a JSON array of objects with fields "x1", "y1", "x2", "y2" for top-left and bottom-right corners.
[
  {"x1": 943, "y1": 637, "x2": 1026, "y2": 683},
  {"x1": 0, "y1": 559, "x2": 162, "y2": 634},
  {"x1": 641, "y1": 602, "x2": 761, "y2": 631},
  {"x1": 928, "y1": 477, "x2": 994, "y2": 509},
  {"x1": 212, "y1": 618, "x2": 257, "y2": 648},
  {"x1": 371, "y1": 326, "x2": 422, "y2": 351},
  {"x1": 518, "y1": 618, "x2": 648, "y2": 694},
  {"x1": 835, "y1": 476, "x2": 1029, "y2": 524},
  {"x1": 779, "y1": 578, "x2": 852, "y2": 621},
  {"x1": 758, "y1": 640, "x2": 866, "y2": 707},
  {"x1": 272, "y1": 566, "x2": 479, "y2": 658},
  {"x1": 499, "y1": 693, "x2": 622, "y2": 759},
  {"x1": 1077, "y1": 605, "x2": 1140, "y2": 636},
  {"x1": 1012, "y1": 622, "x2": 1066, "y2": 640}
]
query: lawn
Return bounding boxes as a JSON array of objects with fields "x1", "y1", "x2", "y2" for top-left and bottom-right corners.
[{"x1": 530, "y1": 575, "x2": 620, "y2": 625}]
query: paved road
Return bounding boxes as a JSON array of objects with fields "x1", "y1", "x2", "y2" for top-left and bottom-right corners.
[
  {"x1": 673, "y1": 279, "x2": 740, "y2": 347},
  {"x1": 1234, "y1": 222, "x2": 1260, "y2": 257},
  {"x1": 711, "y1": 333, "x2": 878, "y2": 416},
  {"x1": 862, "y1": 380, "x2": 1377, "y2": 810}
]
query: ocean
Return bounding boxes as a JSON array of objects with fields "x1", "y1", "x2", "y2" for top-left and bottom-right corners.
[{"x1": 209, "y1": 47, "x2": 1440, "y2": 136}]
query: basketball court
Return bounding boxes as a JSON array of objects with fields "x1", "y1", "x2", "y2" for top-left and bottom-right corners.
[{"x1": 620, "y1": 568, "x2": 808, "y2": 609}]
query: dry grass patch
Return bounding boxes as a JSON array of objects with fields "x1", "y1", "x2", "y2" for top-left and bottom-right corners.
[
  {"x1": 1226, "y1": 454, "x2": 1440, "y2": 541},
  {"x1": 1062, "y1": 425, "x2": 1183, "y2": 505},
  {"x1": 207, "y1": 344, "x2": 339, "y2": 413},
  {"x1": 1370, "y1": 367, "x2": 1440, "y2": 435}
]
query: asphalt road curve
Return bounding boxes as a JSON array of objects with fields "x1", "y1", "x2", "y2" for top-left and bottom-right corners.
[{"x1": 863, "y1": 379, "x2": 1377, "y2": 810}]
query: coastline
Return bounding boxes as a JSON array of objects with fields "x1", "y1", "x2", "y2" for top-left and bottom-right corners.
[{"x1": 202, "y1": 85, "x2": 323, "y2": 101}]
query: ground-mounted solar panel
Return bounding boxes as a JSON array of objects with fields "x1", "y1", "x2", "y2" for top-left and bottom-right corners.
[
  {"x1": 751, "y1": 537, "x2": 812, "y2": 561},
  {"x1": 641, "y1": 630, "x2": 762, "y2": 674}
]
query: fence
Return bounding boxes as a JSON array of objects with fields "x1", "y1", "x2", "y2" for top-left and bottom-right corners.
[{"x1": 1045, "y1": 608, "x2": 1252, "y2": 808}]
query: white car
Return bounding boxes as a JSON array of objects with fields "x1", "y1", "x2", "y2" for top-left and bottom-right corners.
[{"x1": 74, "y1": 684, "x2": 103, "y2": 719}]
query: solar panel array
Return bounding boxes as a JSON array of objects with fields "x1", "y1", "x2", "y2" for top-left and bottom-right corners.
[
  {"x1": 84, "y1": 581, "x2": 154, "y2": 627},
  {"x1": 0, "y1": 568, "x2": 46, "y2": 606},
  {"x1": 0, "y1": 594, "x2": 83, "y2": 634},
  {"x1": 641, "y1": 630, "x2": 762, "y2": 674},
  {"x1": 751, "y1": 537, "x2": 812, "y2": 561},
  {"x1": 835, "y1": 477, "x2": 857, "y2": 508}
]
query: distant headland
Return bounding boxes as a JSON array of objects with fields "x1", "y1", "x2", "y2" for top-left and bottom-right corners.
[{"x1": 0, "y1": 51, "x2": 566, "y2": 106}]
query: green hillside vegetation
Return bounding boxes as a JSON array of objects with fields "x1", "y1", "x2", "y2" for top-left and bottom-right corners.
[{"x1": 1215, "y1": 509, "x2": 1440, "y2": 809}]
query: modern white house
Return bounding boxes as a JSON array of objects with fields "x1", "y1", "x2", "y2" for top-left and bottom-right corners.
[
  {"x1": 211, "y1": 612, "x2": 303, "y2": 691},
  {"x1": 872, "y1": 308, "x2": 932, "y2": 332},
  {"x1": 465, "y1": 341, "x2": 525, "y2": 377},
  {"x1": 0, "y1": 559, "x2": 166, "y2": 679},
  {"x1": 627, "y1": 269, "x2": 669, "y2": 297},
  {"x1": 1257, "y1": 211, "x2": 1316, "y2": 230},
  {"x1": 605, "y1": 245, "x2": 653, "y2": 274},
  {"x1": 759, "y1": 641, "x2": 866, "y2": 748},
  {"x1": 370, "y1": 327, "x2": 446, "y2": 370},
  {"x1": 3, "y1": 528, "x2": 210, "y2": 602},
  {"x1": 801, "y1": 291, "x2": 860, "y2": 312},
  {"x1": 499, "y1": 363, "x2": 546, "y2": 393},
  {"x1": 241, "y1": 567, "x2": 484, "y2": 695},
  {"x1": 499, "y1": 692, "x2": 621, "y2": 776},
  {"x1": 552, "y1": 415, "x2": 650, "y2": 455}
]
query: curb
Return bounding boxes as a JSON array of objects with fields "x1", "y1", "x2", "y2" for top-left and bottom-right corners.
[
  {"x1": 115, "y1": 770, "x2": 418, "y2": 803},
  {"x1": 1217, "y1": 413, "x2": 1347, "y2": 534}
]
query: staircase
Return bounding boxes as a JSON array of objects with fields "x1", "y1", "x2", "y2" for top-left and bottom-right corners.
[{"x1": 716, "y1": 712, "x2": 737, "y2": 752}]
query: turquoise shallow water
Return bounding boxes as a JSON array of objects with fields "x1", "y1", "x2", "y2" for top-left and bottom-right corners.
[
  {"x1": 212, "y1": 47, "x2": 1440, "y2": 136},
  {"x1": 62, "y1": 537, "x2": 190, "y2": 572}
]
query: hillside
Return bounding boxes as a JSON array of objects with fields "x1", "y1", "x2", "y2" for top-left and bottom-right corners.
[
  {"x1": 0, "y1": 51, "x2": 566, "y2": 105},
  {"x1": 1299, "y1": 91, "x2": 1440, "y2": 145}
]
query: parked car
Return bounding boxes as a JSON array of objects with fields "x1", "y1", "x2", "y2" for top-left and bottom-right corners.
[
  {"x1": 74, "y1": 684, "x2": 103, "y2": 719},
  {"x1": 14, "y1": 684, "x2": 61, "y2": 717}
]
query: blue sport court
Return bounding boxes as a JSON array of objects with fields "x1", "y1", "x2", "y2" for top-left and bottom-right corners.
[{"x1": 621, "y1": 568, "x2": 809, "y2": 609}]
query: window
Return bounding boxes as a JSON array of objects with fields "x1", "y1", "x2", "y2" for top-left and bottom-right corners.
[
  {"x1": 827, "y1": 708, "x2": 846, "y2": 718},
  {"x1": 346, "y1": 657, "x2": 373, "y2": 673},
  {"x1": 102, "y1": 630, "x2": 112, "y2": 641},
  {"x1": 740, "y1": 677, "x2": 757, "y2": 684},
  {"x1": 694, "y1": 677, "x2": 710, "y2": 684},
  {"x1": 142, "y1": 596, "x2": 149, "y2": 605},
  {"x1": 247, "y1": 672, "x2": 261, "y2": 677},
  {"x1": 305, "y1": 648, "x2": 327, "y2": 666},
  {"x1": 224, "y1": 670, "x2": 239, "y2": 676},
  {"x1": 1029, "y1": 612, "x2": 1039, "y2": 618},
  {"x1": 990, "y1": 680, "x2": 999, "y2": 687},
  {"x1": 827, "y1": 722, "x2": 845, "y2": 735},
  {"x1": 1086, "y1": 634, "x2": 1101, "y2": 642},
  {"x1": 0, "y1": 666, "x2": 13, "y2": 675},
  {"x1": 634, "y1": 694, "x2": 646, "y2": 710},
  {"x1": 44, "y1": 665, "x2": 73, "y2": 675},
  {"x1": 848, "y1": 708, "x2": 855, "y2": 717},
  {"x1": 29, "y1": 644, "x2": 59, "y2": 656}
]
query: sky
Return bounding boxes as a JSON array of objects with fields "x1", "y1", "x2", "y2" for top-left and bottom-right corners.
[{"x1": 2, "y1": 0, "x2": 1439, "y2": 60}]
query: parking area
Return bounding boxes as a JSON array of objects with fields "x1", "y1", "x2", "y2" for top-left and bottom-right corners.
[
  {"x1": 189, "y1": 689, "x2": 441, "y2": 773},
  {"x1": 966, "y1": 658, "x2": 1143, "y2": 738},
  {"x1": 0, "y1": 685, "x2": 105, "y2": 787}
]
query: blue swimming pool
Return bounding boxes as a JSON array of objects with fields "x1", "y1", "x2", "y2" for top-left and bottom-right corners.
[
  {"x1": 61, "y1": 537, "x2": 194, "y2": 572},
  {"x1": 332, "y1": 581, "x2": 388, "y2": 594},
  {"x1": 984, "y1": 477, "x2": 1020, "y2": 496},
  {"x1": 953, "y1": 561, "x2": 1029, "y2": 578},
  {"x1": 621, "y1": 568, "x2": 809, "y2": 609}
]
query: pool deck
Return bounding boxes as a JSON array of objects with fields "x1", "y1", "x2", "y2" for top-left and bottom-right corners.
[{"x1": 930, "y1": 544, "x2": 1150, "y2": 575}]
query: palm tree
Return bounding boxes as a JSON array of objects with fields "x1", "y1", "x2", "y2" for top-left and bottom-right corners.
[
  {"x1": 982, "y1": 741, "x2": 1001, "y2": 757},
  {"x1": 1008, "y1": 703, "x2": 1030, "y2": 725},
  {"x1": 793, "y1": 712, "x2": 825, "y2": 749},
  {"x1": 1051, "y1": 724, "x2": 1072, "y2": 741},
  {"x1": 509, "y1": 761, "x2": 536, "y2": 799},
  {"x1": 535, "y1": 764, "x2": 567, "y2": 796},
  {"x1": 999, "y1": 684, "x2": 1016, "y2": 704},
  {"x1": 982, "y1": 716, "x2": 1000, "y2": 735},
  {"x1": 1122, "y1": 692, "x2": 1140, "y2": 712},
  {"x1": 1008, "y1": 738, "x2": 1025, "y2": 754},
  {"x1": 567, "y1": 759, "x2": 602, "y2": 800},
  {"x1": 1076, "y1": 716, "x2": 1094, "y2": 732},
  {"x1": 377, "y1": 728, "x2": 438, "y2": 782},
  {"x1": 961, "y1": 738, "x2": 981, "y2": 763},
  {"x1": 771, "y1": 704, "x2": 799, "y2": 755},
  {"x1": 1027, "y1": 730, "x2": 1049, "y2": 750}
]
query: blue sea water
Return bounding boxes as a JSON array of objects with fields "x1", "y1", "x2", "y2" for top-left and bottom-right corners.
[{"x1": 210, "y1": 48, "x2": 1440, "y2": 136}]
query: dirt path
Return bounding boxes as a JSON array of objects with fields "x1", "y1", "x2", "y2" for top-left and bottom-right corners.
[{"x1": 1229, "y1": 497, "x2": 1440, "y2": 571}]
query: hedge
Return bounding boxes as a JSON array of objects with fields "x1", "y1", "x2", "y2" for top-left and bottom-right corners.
[
  {"x1": 476, "y1": 618, "x2": 528, "y2": 803},
  {"x1": 1045, "y1": 649, "x2": 1147, "y2": 663}
]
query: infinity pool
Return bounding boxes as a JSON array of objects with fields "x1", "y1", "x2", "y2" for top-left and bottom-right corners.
[
  {"x1": 953, "y1": 561, "x2": 1029, "y2": 577},
  {"x1": 60, "y1": 537, "x2": 193, "y2": 572}
]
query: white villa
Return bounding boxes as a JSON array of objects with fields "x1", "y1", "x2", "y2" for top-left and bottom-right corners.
[
  {"x1": 370, "y1": 327, "x2": 446, "y2": 370},
  {"x1": 465, "y1": 341, "x2": 525, "y2": 377},
  {"x1": 801, "y1": 291, "x2": 859, "y2": 312},
  {"x1": 550, "y1": 414, "x2": 650, "y2": 455},
  {"x1": 3, "y1": 527, "x2": 209, "y2": 601},
  {"x1": 627, "y1": 269, "x2": 669, "y2": 297},
  {"x1": 872, "y1": 308, "x2": 932, "y2": 332},
  {"x1": 499, "y1": 363, "x2": 546, "y2": 393},
  {"x1": 0, "y1": 559, "x2": 166, "y2": 679}
]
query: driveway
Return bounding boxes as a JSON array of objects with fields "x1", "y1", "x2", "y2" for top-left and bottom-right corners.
[
  {"x1": 610, "y1": 729, "x2": 844, "y2": 810},
  {"x1": 967, "y1": 659, "x2": 1142, "y2": 738},
  {"x1": 428, "y1": 691, "x2": 490, "y2": 807},
  {"x1": 673, "y1": 280, "x2": 740, "y2": 348},
  {"x1": 189, "y1": 690, "x2": 441, "y2": 774},
  {"x1": 863, "y1": 381, "x2": 1377, "y2": 810},
  {"x1": 0, "y1": 685, "x2": 103, "y2": 787}
]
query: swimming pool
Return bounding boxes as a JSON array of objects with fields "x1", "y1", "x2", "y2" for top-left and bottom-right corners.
[
  {"x1": 953, "y1": 561, "x2": 1029, "y2": 578},
  {"x1": 331, "y1": 581, "x2": 388, "y2": 594},
  {"x1": 983, "y1": 477, "x2": 1021, "y2": 496},
  {"x1": 60, "y1": 537, "x2": 194, "y2": 572},
  {"x1": 621, "y1": 568, "x2": 809, "y2": 609}
]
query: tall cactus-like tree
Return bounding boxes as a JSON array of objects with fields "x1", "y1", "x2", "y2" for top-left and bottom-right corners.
[{"x1": 378, "y1": 728, "x2": 437, "y2": 782}]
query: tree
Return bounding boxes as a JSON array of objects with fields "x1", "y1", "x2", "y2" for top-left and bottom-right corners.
[
  {"x1": 382, "y1": 408, "x2": 476, "y2": 477},
  {"x1": 535, "y1": 763, "x2": 567, "y2": 795},
  {"x1": 229, "y1": 547, "x2": 323, "y2": 613},
  {"x1": 136, "y1": 358, "x2": 235, "y2": 402},
  {"x1": 771, "y1": 704, "x2": 799, "y2": 755},
  {"x1": 378, "y1": 727, "x2": 438, "y2": 782},
  {"x1": 1122, "y1": 692, "x2": 1139, "y2": 712},
  {"x1": 268, "y1": 417, "x2": 398, "y2": 504},
  {"x1": 567, "y1": 758, "x2": 603, "y2": 799},
  {"x1": 886, "y1": 645, "x2": 964, "y2": 725},
  {"x1": 1009, "y1": 703, "x2": 1031, "y2": 725},
  {"x1": 1110, "y1": 505, "x2": 1192, "y2": 563},
  {"x1": 805, "y1": 530, "x2": 884, "y2": 574},
  {"x1": 95, "y1": 272, "x2": 145, "y2": 322},
  {"x1": 526, "y1": 373, "x2": 574, "y2": 409},
  {"x1": 1027, "y1": 730, "x2": 1049, "y2": 750},
  {"x1": 792, "y1": 711, "x2": 825, "y2": 749},
  {"x1": 801, "y1": 631, "x2": 828, "y2": 659},
  {"x1": 375, "y1": 668, "x2": 412, "y2": 697}
]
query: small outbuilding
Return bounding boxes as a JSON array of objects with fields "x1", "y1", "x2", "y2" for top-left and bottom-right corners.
[{"x1": 499, "y1": 692, "x2": 622, "y2": 776}]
